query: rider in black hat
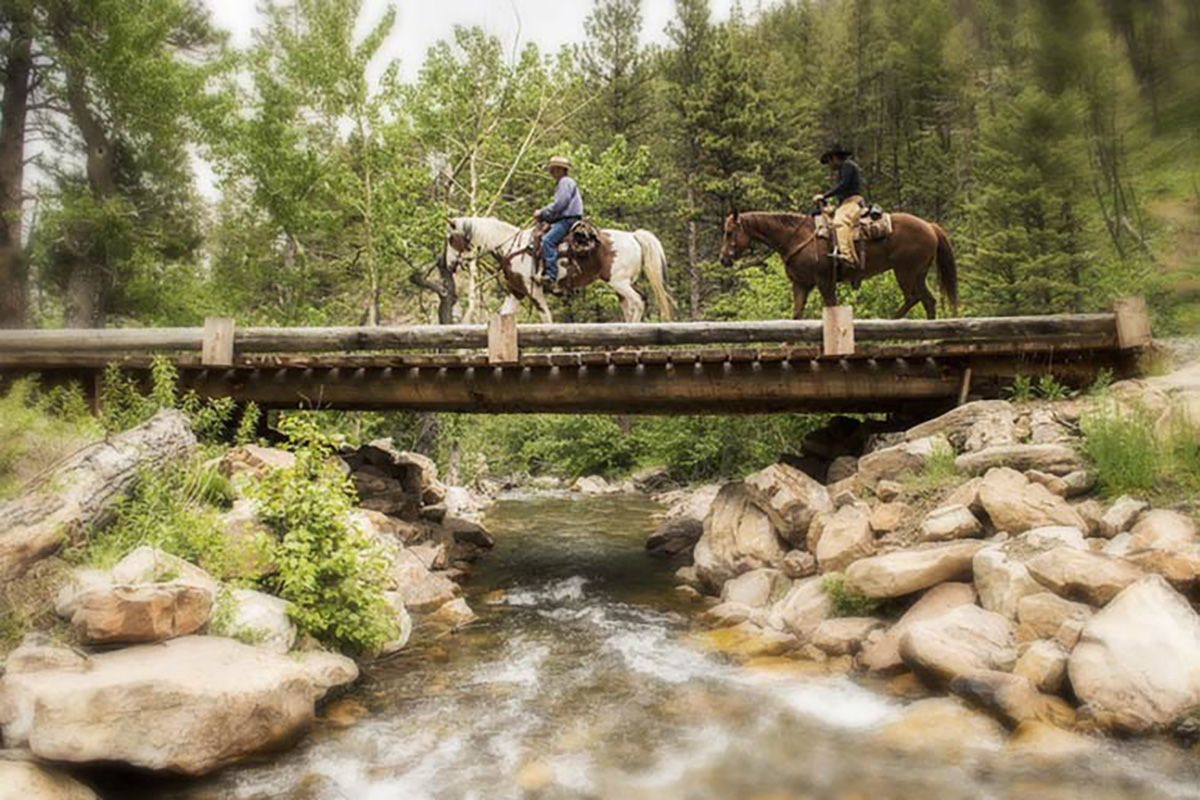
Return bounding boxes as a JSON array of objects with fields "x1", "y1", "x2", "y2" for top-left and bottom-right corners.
[{"x1": 812, "y1": 144, "x2": 865, "y2": 268}]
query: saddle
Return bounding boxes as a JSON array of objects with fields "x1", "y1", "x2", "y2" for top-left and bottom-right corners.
[
  {"x1": 531, "y1": 220, "x2": 613, "y2": 293},
  {"x1": 813, "y1": 203, "x2": 893, "y2": 242}
]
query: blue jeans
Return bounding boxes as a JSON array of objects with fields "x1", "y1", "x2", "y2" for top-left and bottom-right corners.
[{"x1": 541, "y1": 217, "x2": 578, "y2": 281}]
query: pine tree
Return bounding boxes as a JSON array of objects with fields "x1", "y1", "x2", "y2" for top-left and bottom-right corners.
[{"x1": 578, "y1": 0, "x2": 651, "y2": 149}]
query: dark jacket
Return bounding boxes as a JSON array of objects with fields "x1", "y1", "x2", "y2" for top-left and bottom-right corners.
[{"x1": 823, "y1": 159, "x2": 864, "y2": 203}]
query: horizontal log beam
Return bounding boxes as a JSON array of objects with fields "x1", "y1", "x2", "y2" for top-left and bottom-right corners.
[{"x1": 0, "y1": 314, "x2": 1125, "y2": 357}]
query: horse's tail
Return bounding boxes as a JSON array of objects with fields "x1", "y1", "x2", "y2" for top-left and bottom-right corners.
[
  {"x1": 633, "y1": 229, "x2": 675, "y2": 321},
  {"x1": 933, "y1": 223, "x2": 959, "y2": 316}
]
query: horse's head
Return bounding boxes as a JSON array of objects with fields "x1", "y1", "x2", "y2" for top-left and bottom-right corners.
[
  {"x1": 720, "y1": 211, "x2": 750, "y2": 267},
  {"x1": 444, "y1": 217, "x2": 472, "y2": 272}
]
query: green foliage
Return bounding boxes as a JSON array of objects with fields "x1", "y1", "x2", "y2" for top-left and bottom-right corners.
[
  {"x1": 208, "y1": 588, "x2": 269, "y2": 646},
  {"x1": 821, "y1": 573, "x2": 881, "y2": 617},
  {"x1": 250, "y1": 414, "x2": 396, "y2": 654},
  {"x1": 1080, "y1": 400, "x2": 1200, "y2": 501},
  {"x1": 1008, "y1": 374, "x2": 1035, "y2": 403},
  {"x1": 902, "y1": 441, "x2": 961, "y2": 495},
  {"x1": 0, "y1": 378, "x2": 101, "y2": 499},
  {"x1": 74, "y1": 461, "x2": 251, "y2": 580},
  {"x1": 1035, "y1": 375, "x2": 1070, "y2": 401},
  {"x1": 100, "y1": 355, "x2": 255, "y2": 442},
  {"x1": 235, "y1": 402, "x2": 262, "y2": 445}
]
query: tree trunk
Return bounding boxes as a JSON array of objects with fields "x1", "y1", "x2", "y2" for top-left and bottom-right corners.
[
  {"x1": 53, "y1": 11, "x2": 118, "y2": 327},
  {"x1": 686, "y1": 180, "x2": 700, "y2": 318},
  {"x1": 0, "y1": 410, "x2": 198, "y2": 581},
  {"x1": 0, "y1": 10, "x2": 32, "y2": 328}
]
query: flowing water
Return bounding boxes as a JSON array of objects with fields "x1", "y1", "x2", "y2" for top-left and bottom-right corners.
[{"x1": 112, "y1": 494, "x2": 1200, "y2": 800}]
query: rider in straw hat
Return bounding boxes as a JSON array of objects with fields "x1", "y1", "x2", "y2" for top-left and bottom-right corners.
[
  {"x1": 812, "y1": 144, "x2": 864, "y2": 268},
  {"x1": 533, "y1": 155, "x2": 584, "y2": 292}
]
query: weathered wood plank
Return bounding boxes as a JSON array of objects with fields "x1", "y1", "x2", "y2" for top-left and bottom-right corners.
[
  {"x1": 822, "y1": 306, "x2": 855, "y2": 358},
  {"x1": 202, "y1": 318, "x2": 236, "y2": 367}
]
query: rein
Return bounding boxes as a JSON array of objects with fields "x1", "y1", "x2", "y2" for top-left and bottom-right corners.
[{"x1": 782, "y1": 228, "x2": 818, "y2": 263}]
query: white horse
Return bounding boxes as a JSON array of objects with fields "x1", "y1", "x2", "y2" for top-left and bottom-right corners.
[{"x1": 445, "y1": 216, "x2": 673, "y2": 323}]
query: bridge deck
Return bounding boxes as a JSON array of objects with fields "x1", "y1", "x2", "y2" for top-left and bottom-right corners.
[{"x1": 0, "y1": 303, "x2": 1153, "y2": 414}]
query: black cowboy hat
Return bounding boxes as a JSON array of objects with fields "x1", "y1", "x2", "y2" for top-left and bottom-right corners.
[{"x1": 819, "y1": 144, "x2": 854, "y2": 164}]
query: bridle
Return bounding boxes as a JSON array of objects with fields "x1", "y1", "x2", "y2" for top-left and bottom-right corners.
[{"x1": 726, "y1": 214, "x2": 818, "y2": 265}]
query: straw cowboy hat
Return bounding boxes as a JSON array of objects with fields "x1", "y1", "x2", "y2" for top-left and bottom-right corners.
[
  {"x1": 546, "y1": 155, "x2": 572, "y2": 172},
  {"x1": 819, "y1": 143, "x2": 854, "y2": 164}
]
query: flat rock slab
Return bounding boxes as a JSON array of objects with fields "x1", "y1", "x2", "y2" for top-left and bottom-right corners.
[
  {"x1": 0, "y1": 636, "x2": 316, "y2": 775},
  {"x1": 955, "y1": 444, "x2": 1085, "y2": 477},
  {"x1": 0, "y1": 760, "x2": 98, "y2": 800}
]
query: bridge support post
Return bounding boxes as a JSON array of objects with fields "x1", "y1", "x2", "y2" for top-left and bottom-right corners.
[
  {"x1": 1113, "y1": 296, "x2": 1151, "y2": 350},
  {"x1": 488, "y1": 314, "x2": 519, "y2": 365},
  {"x1": 822, "y1": 306, "x2": 855, "y2": 358},
  {"x1": 202, "y1": 317, "x2": 236, "y2": 366}
]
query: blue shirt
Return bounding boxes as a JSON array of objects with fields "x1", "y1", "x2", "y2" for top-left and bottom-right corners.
[{"x1": 538, "y1": 176, "x2": 584, "y2": 222}]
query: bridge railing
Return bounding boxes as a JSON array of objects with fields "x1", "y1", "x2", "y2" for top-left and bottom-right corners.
[{"x1": 0, "y1": 297, "x2": 1151, "y2": 367}]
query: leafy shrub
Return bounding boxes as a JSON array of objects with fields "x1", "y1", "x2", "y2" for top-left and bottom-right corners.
[
  {"x1": 821, "y1": 573, "x2": 881, "y2": 617},
  {"x1": 1008, "y1": 374, "x2": 1034, "y2": 402},
  {"x1": 74, "y1": 461, "x2": 252, "y2": 580},
  {"x1": 101, "y1": 355, "x2": 251, "y2": 442},
  {"x1": 251, "y1": 414, "x2": 397, "y2": 655},
  {"x1": 1035, "y1": 374, "x2": 1069, "y2": 401}
]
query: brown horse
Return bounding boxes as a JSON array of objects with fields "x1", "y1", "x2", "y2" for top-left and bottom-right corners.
[{"x1": 720, "y1": 210, "x2": 959, "y2": 319}]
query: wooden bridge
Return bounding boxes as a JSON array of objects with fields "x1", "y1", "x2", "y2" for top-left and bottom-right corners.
[{"x1": 0, "y1": 300, "x2": 1154, "y2": 415}]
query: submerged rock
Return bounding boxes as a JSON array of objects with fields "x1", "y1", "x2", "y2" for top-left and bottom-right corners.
[
  {"x1": 873, "y1": 697, "x2": 1006, "y2": 758},
  {"x1": 0, "y1": 636, "x2": 316, "y2": 775}
]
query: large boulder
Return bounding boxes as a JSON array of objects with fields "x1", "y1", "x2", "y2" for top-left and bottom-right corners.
[
  {"x1": 743, "y1": 463, "x2": 831, "y2": 547},
  {"x1": 948, "y1": 669, "x2": 1075, "y2": 729},
  {"x1": 223, "y1": 589, "x2": 297, "y2": 654},
  {"x1": 977, "y1": 468, "x2": 1085, "y2": 534},
  {"x1": 857, "y1": 435, "x2": 950, "y2": 486},
  {"x1": 389, "y1": 549, "x2": 460, "y2": 612},
  {"x1": 692, "y1": 483, "x2": 787, "y2": 590},
  {"x1": 2, "y1": 633, "x2": 88, "y2": 675},
  {"x1": 899, "y1": 604, "x2": 1017, "y2": 686},
  {"x1": 366, "y1": 439, "x2": 446, "y2": 506},
  {"x1": 765, "y1": 576, "x2": 832, "y2": 639},
  {"x1": 903, "y1": 400, "x2": 1015, "y2": 450},
  {"x1": 844, "y1": 540, "x2": 987, "y2": 599},
  {"x1": 814, "y1": 503, "x2": 874, "y2": 573},
  {"x1": 720, "y1": 568, "x2": 792, "y2": 609},
  {"x1": 1128, "y1": 510, "x2": 1197, "y2": 552},
  {"x1": 1068, "y1": 576, "x2": 1200, "y2": 733},
  {"x1": 0, "y1": 636, "x2": 316, "y2": 775},
  {"x1": 0, "y1": 761, "x2": 98, "y2": 800},
  {"x1": 71, "y1": 582, "x2": 212, "y2": 645},
  {"x1": 917, "y1": 505, "x2": 982, "y2": 542},
  {"x1": 955, "y1": 444, "x2": 1085, "y2": 477},
  {"x1": 1025, "y1": 547, "x2": 1144, "y2": 606},
  {"x1": 972, "y1": 546, "x2": 1042, "y2": 619},
  {"x1": 859, "y1": 582, "x2": 977, "y2": 675}
]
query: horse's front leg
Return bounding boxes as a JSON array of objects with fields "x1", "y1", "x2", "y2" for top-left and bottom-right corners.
[
  {"x1": 528, "y1": 285, "x2": 554, "y2": 324},
  {"x1": 792, "y1": 283, "x2": 811, "y2": 320}
]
